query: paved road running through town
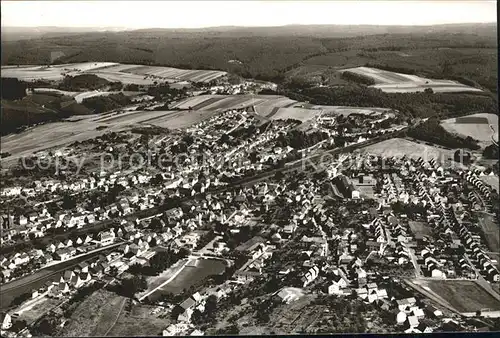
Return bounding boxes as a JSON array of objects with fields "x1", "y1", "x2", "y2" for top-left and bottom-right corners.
[{"x1": 0, "y1": 242, "x2": 124, "y2": 310}]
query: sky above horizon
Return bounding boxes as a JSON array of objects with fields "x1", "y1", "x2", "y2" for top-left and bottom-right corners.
[{"x1": 1, "y1": 1, "x2": 496, "y2": 28}]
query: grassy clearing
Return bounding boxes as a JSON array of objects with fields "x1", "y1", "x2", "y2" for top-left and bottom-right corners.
[
  {"x1": 425, "y1": 280, "x2": 500, "y2": 313},
  {"x1": 105, "y1": 303, "x2": 170, "y2": 337},
  {"x1": 476, "y1": 212, "x2": 500, "y2": 253},
  {"x1": 270, "y1": 107, "x2": 322, "y2": 122},
  {"x1": 60, "y1": 289, "x2": 127, "y2": 337},
  {"x1": 18, "y1": 297, "x2": 61, "y2": 324}
]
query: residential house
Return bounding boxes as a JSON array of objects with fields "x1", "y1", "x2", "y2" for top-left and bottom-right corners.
[
  {"x1": 98, "y1": 230, "x2": 115, "y2": 246},
  {"x1": 1, "y1": 313, "x2": 12, "y2": 331},
  {"x1": 301, "y1": 266, "x2": 320, "y2": 288}
]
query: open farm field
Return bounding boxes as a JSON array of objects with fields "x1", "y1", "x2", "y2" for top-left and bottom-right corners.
[
  {"x1": 371, "y1": 82, "x2": 483, "y2": 93},
  {"x1": 269, "y1": 107, "x2": 322, "y2": 122},
  {"x1": 312, "y1": 106, "x2": 392, "y2": 117},
  {"x1": 114, "y1": 64, "x2": 227, "y2": 83},
  {"x1": 172, "y1": 94, "x2": 298, "y2": 117},
  {"x1": 0, "y1": 62, "x2": 119, "y2": 81},
  {"x1": 1, "y1": 62, "x2": 226, "y2": 85},
  {"x1": 1, "y1": 66, "x2": 66, "y2": 81},
  {"x1": 359, "y1": 138, "x2": 454, "y2": 162},
  {"x1": 173, "y1": 95, "x2": 218, "y2": 110},
  {"x1": 61, "y1": 289, "x2": 127, "y2": 337},
  {"x1": 339, "y1": 66, "x2": 482, "y2": 93},
  {"x1": 0, "y1": 117, "x2": 126, "y2": 162},
  {"x1": 145, "y1": 110, "x2": 219, "y2": 129},
  {"x1": 52, "y1": 62, "x2": 119, "y2": 72},
  {"x1": 96, "y1": 109, "x2": 176, "y2": 125},
  {"x1": 1, "y1": 102, "x2": 227, "y2": 162},
  {"x1": 420, "y1": 280, "x2": 500, "y2": 313},
  {"x1": 441, "y1": 113, "x2": 498, "y2": 145},
  {"x1": 28, "y1": 89, "x2": 144, "y2": 103},
  {"x1": 86, "y1": 70, "x2": 166, "y2": 85},
  {"x1": 301, "y1": 48, "x2": 497, "y2": 92}
]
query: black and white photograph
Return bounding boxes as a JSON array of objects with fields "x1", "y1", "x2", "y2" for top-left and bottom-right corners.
[{"x1": 0, "y1": 0, "x2": 498, "y2": 336}]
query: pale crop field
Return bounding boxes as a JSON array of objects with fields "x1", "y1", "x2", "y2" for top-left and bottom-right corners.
[
  {"x1": 54, "y1": 62, "x2": 119, "y2": 72},
  {"x1": 269, "y1": 107, "x2": 322, "y2": 122},
  {"x1": 311, "y1": 105, "x2": 392, "y2": 117},
  {"x1": 340, "y1": 66, "x2": 482, "y2": 93},
  {"x1": 360, "y1": 137, "x2": 454, "y2": 162},
  {"x1": 1, "y1": 66, "x2": 65, "y2": 81},
  {"x1": 173, "y1": 95, "x2": 218, "y2": 109},
  {"x1": 1, "y1": 62, "x2": 226, "y2": 84},
  {"x1": 87, "y1": 71, "x2": 168, "y2": 85},
  {"x1": 441, "y1": 113, "x2": 498, "y2": 145}
]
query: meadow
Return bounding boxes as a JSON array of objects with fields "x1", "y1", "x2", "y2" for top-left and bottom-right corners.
[{"x1": 423, "y1": 280, "x2": 500, "y2": 313}]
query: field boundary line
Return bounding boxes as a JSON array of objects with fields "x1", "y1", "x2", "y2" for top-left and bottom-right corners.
[
  {"x1": 138, "y1": 259, "x2": 190, "y2": 301},
  {"x1": 103, "y1": 297, "x2": 127, "y2": 336}
]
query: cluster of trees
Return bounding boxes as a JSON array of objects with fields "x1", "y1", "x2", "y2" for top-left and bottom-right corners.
[
  {"x1": 115, "y1": 275, "x2": 148, "y2": 298},
  {"x1": 81, "y1": 93, "x2": 131, "y2": 114},
  {"x1": 32, "y1": 315, "x2": 60, "y2": 336},
  {"x1": 191, "y1": 294, "x2": 218, "y2": 325},
  {"x1": 275, "y1": 129, "x2": 329, "y2": 150},
  {"x1": 340, "y1": 71, "x2": 376, "y2": 85},
  {"x1": 407, "y1": 118, "x2": 481, "y2": 150},
  {"x1": 221, "y1": 224, "x2": 262, "y2": 250},
  {"x1": 483, "y1": 144, "x2": 499, "y2": 159},
  {"x1": 146, "y1": 84, "x2": 187, "y2": 100},
  {"x1": 58, "y1": 74, "x2": 110, "y2": 91},
  {"x1": 311, "y1": 296, "x2": 370, "y2": 333},
  {"x1": 1, "y1": 77, "x2": 27, "y2": 100}
]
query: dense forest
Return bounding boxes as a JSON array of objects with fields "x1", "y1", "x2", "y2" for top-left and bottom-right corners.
[
  {"x1": 1, "y1": 24, "x2": 497, "y2": 92},
  {"x1": 340, "y1": 71, "x2": 376, "y2": 85},
  {"x1": 81, "y1": 93, "x2": 131, "y2": 114},
  {"x1": 58, "y1": 74, "x2": 115, "y2": 91},
  {"x1": 483, "y1": 144, "x2": 499, "y2": 159},
  {"x1": 1, "y1": 77, "x2": 27, "y2": 100}
]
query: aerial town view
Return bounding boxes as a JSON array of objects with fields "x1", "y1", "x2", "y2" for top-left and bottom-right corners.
[{"x1": 0, "y1": 1, "x2": 499, "y2": 337}]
